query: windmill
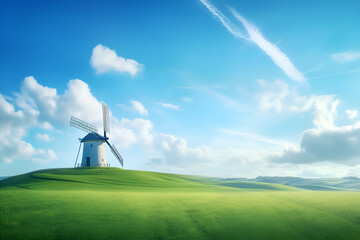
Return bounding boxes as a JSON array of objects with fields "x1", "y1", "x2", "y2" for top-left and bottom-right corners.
[{"x1": 69, "y1": 103, "x2": 124, "y2": 168}]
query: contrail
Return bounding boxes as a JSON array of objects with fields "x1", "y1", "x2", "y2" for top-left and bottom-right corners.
[
  {"x1": 200, "y1": 0, "x2": 306, "y2": 84},
  {"x1": 199, "y1": 0, "x2": 246, "y2": 40}
]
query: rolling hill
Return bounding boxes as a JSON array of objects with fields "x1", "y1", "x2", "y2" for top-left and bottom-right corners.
[
  {"x1": 0, "y1": 168, "x2": 297, "y2": 191},
  {"x1": 1, "y1": 168, "x2": 360, "y2": 239}
]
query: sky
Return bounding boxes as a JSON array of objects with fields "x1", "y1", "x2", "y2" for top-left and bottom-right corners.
[{"x1": 1, "y1": 0, "x2": 360, "y2": 178}]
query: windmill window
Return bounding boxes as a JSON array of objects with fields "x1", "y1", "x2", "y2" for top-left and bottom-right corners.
[{"x1": 102, "y1": 158, "x2": 104, "y2": 162}]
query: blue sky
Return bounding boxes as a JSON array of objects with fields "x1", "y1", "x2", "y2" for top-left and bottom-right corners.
[{"x1": 1, "y1": 0, "x2": 360, "y2": 177}]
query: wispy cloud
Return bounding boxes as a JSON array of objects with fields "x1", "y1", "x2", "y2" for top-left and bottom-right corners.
[
  {"x1": 220, "y1": 129, "x2": 295, "y2": 148},
  {"x1": 159, "y1": 103, "x2": 180, "y2": 110},
  {"x1": 182, "y1": 96, "x2": 192, "y2": 102},
  {"x1": 180, "y1": 85, "x2": 246, "y2": 112},
  {"x1": 331, "y1": 51, "x2": 360, "y2": 63},
  {"x1": 308, "y1": 69, "x2": 360, "y2": 80},
  {"x1": 200, "y1": 0, "x2": 306, "y2": 83}
]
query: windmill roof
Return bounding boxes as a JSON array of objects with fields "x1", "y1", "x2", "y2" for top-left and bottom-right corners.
[{"x1": 81, "y1": 132, "x2": 106, "y2": 142}]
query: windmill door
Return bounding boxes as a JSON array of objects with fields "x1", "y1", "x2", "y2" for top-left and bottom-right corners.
[{"x1": 86, "y1": 157, "x2": 90, "y2": 166}]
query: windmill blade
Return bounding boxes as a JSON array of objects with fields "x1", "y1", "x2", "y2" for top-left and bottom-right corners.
[
  {"x1": 74, "y1": 141, "x2": 82, "y2": 168},
  {"x1": 69, "y1": 116, "x2": 98, "y2": 133},
  {"x1": 105, "y1": 140, "x2": 123, "y2": 167},
  {"x1": 102, "y1": 103, "x2": 110, "y2": 135}
]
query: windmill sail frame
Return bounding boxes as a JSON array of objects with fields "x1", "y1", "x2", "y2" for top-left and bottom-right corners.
[
  {"x1": 102, "y1": 103, "x2": 110, "y2": 135},
  {"x1": 70, "y1": 116, "x2": 98, "y2": 133}
]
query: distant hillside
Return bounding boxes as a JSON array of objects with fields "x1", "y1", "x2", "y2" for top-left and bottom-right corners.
[{"x1": 222, "y1": 176, "x2": 360, "y2": 191}]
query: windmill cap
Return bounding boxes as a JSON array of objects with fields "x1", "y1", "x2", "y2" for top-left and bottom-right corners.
[{"x1": 81, "y1": 132, "x2": 106, "y2": 142}]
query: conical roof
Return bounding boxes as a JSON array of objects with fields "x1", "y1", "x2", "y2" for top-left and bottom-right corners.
[{"x1": 81, "y1": 132, "x2": 106, "y2": 142}]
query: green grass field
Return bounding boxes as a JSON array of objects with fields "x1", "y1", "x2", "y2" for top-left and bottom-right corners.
[{"x1": 1, "y1": 168, "x2": 360, "y2": 239}]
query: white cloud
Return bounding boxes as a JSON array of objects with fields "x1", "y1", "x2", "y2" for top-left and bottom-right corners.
[
  {"x1": 256, "y1": 80, "x2": 338, "y2": 130},
  {"x1": 35, "y1": 133, "x2": 51, "y2": 142},
  {"x1": 268, "y1": 96, "x2": 360, "y2": 165},
  {"x1": 150, "y1": 133, "x2": 214, "y2": 167},
  {"x1": 90, "y1": 44, "x2": 143, "y2": 76},
  {"x1": 331, "y1": 51, "x2": 360, "y2": 63},
  {"x1": 15, "y1": 76, "x2": 58, "y2": 125},
  {"x1": 159, "y1": 103, "x2": 180, "y2": 110},
  {"x1": 119, "y1": 118, "x2": 154, "y2": 146},
  {"x1": 270, "y1": 124, "x2": 360, "y2": 165},
  {"x1": 346, "y1": 109, "x2": 357, "y2": 119},
  {"x1": 17, "y1": 76, "x2": 102, "y2": 126},
  {"x1": 130, "y1": 100, "x2": 148, "y2": 116},
  {"x1": 108, "y1": 118, "x2": 137, "y2": 149},
  {"x1": 256, "y1": 80, "x2": 291, "y2": 113},
  {"x1": 312, "y1": 95, "x2": 339, "y2": 130},
  {"x1": 59, "y1": 79, "x2": 103, "y2": 123},
  {"x1": 200, "y1": 0, "x2": 306, "y2": 83},
  {"x1": 256, "y1": 79, "x2": 315, "y2": 113},
  {"x1": 256, "y1": 79, "x2": 360, "y2": 165},
  {"x1": 33, "y1": 78, "x2": 152, "y2": 149},
  {"x1": 32, "y1": 149, "x2": 58, "y2": 164},
  {"x1": 1, "y1": 76, "x2": 153, "y2": 164},
  {"x1": 0, "y1": 93, "x2": 57, "y2": 163}
]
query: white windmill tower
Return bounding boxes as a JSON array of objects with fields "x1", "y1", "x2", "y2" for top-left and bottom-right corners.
[{"x1": 69, "y1": 103, "x2": 124, "y2": 168}]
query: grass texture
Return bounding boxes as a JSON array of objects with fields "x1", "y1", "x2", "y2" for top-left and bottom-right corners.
[{"x1": 1, "y1": 168, "x2": 360, "y2": 239}]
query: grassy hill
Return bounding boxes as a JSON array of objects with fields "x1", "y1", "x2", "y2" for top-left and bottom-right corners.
[
  {"x1": 0, "y1": 167, "x2": 297, "y2": 191},
  {"x1": 1, "y1": 168, "x2": 360, "y2": 239}
]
